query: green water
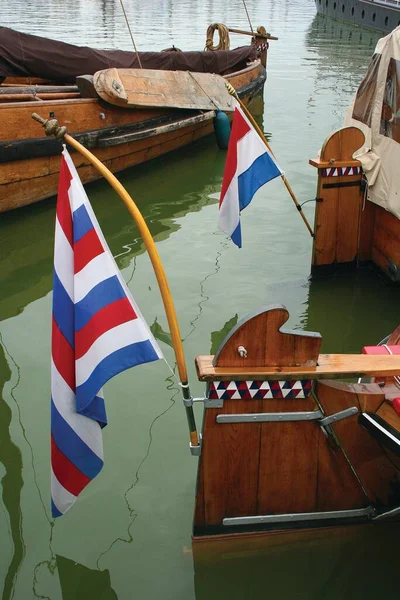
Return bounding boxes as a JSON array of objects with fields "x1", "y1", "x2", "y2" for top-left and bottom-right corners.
[{"x1": 1, "y1": 1, "x2": 400, "y2": 598}]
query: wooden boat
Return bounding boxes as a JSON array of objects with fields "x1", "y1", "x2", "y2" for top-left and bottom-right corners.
[
  {"x1": 0, "y1": 25, "x2": 274, "y2": 213},
  {"x1": 310, "y1": 26, "x2": 400, "y2": 282},
  {"x1": 192, "y1": 304, "x2": 400, "y2": 541}
]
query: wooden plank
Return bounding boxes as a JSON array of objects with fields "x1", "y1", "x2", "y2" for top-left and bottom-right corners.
[
  {"x1": 376, "y1": 402, "x2": 400, "y2": 433},
  {"x1": 0, "y1": 117, "x2": 216, "y2": 211},
  {"x1": 196, "y1": 400, "x2": 262, "y2": 527},
  {"x1": 0, "y1": 98, "x2": 172, "y2": 140},
  {"x1": 311, "y1": 127, "x2": 365, "y2": 267},
  {"x1": 335, "y1": 179, "x2": 363, "y2": 263},
  {"x1": 358, "y1": 199, "x2": 375, "y2": 261},
  {"x1": 0, "y1": 112, "x2": 214, "y2": 162},
  {"x1": 195, "y1": 353, "x2": 400, "y2": 381},
  {"x1": 93, "y1": 68, "x2": 235, "y2": 111},
  {"x1": 316, "y1": 380, "x2": 400, "y2": 506},
  {"x1": 98, "y1": 111, "x2": 215, "y2": 147},
  {"x1": 315, "y1": 426, "x2": 367, "y2": 511},
  {"x1": 257, "y1": 398, "x2": 319, "y2": 514},
  {"x1": 371, "y1": 206, "x2": 400, "y2": 272},
  {"x1": 309, "y1": 159, "x2": 361, "y2": 168}
]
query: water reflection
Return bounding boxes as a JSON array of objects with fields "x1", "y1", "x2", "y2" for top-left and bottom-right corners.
[
  {"x1": 210, "y1": 315, "x2": 239, "y2": 355},
  {"x1": 0, "y1": 137, "x2": 224, "y2": 323},
  {"x1": 0, "y1": 341, "x2": 25, "y2": 600},
  {"x1": 303, "y1": 15, "x2": 381, "y2": 131},
  {"x1": 193, "y1": 524, "x2": 400, "y2": 600},
  {"x1": 56, "y1": 555, "x2": 117, "y2": 600},
  {"x1": 260, "y1": 270, "x2": 400, "y2": 352}
]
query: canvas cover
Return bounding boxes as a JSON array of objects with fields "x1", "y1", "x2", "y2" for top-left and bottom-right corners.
[
  {"x1": 344, "y1": 26, "x2": 400, "y2": 218},
  {"x1": 0, "y1": 27, "x2": 256, "y2": 82}
]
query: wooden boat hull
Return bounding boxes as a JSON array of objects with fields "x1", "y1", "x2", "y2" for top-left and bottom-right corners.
[
  {"x1": 193, "y1": 306, "x2": 400, "y2": 540},
  {"x1": 0, "y1": 62, "x2": 265, "y2": 212},
  {"x1": 310, "y1": 126, "x2": 400, "y2": 282}
]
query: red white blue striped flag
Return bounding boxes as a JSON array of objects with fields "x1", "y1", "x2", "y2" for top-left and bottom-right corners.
[
  {"x1": 51, "y1": 148, "x2": 163, "y2": 517},
  {"x1": 218, "y1": 103, "x2": 282, "y2": 248}
]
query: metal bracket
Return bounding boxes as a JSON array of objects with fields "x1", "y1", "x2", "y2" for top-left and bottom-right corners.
[
  {"x1": 204, "y1": 397, "x2": 224, "y2": 408},
  {"x1": 190, "y1": 434, "x2": 202, "y2": 457},
  {"x1": 318, "y1": 406, "x2": 358, "y2": 426},
  {"x1": 372, "y1": 505, "x2": 400, "y2": 521},
  {"x1": 223, "y1": 506, "x2": 375, "y2": 527},
  {"x1": 216, "y1": 407, "x2": 358, "y2": 425},
  {"x1": 190, "y1": 396, "x2": 224, "y2": 409},
  {"x1": 216, "y1": 410, "x2": 323, "y2": 424}
]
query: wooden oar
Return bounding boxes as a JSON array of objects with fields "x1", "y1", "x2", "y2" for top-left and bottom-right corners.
[
  {"x1": 31, "y1": 112, "x2": 200, "y2": 450},
  {"x1": 228, "y1": 27, "x2": 278, "y2": 40},
  {"x1": 225, "y1": 83, "x2": 314, "y2": 238}
]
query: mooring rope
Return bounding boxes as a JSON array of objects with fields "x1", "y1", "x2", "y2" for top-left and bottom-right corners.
[
  {"x1": 242, "y1": 0, "x2": 254, "y2": 34},
  {"x1": 205, "y1": 23, "x2": 230, "y2": 51},
  {"x1": 119, "y1": 0, "x2": 143, "y2": 68}
]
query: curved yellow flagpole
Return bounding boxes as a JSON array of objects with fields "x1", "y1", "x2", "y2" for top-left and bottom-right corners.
[
  {"x1": 31, "y1": 113, "x2": 199, "y2": 449},
  {"x1": 225, "y1": 84, "x2": 315, "y2": 238}
]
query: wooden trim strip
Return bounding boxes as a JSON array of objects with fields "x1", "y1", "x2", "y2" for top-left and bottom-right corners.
[
  {"x1": 98, "y1": 111, "x2": 215, "y2": 147},
  {"x1": 195, "y1": 354, "x2": 400, "y2": 381},
  {"x1": 309, "y1": 159, "x2": 361, "y2": 168}
]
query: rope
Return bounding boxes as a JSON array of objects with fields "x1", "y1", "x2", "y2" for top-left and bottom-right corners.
[
  {"x1": 119, "y1": 0, "x2": 143, "y2": 68},
  {"x1": 242, "y1": 0, "x2": 254, "y2": 34},
  {"x1": 205, "y1": 23, "x2": 230, "y2": 51}
]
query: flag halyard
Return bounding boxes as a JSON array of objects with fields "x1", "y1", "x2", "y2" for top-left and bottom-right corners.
[
  {"x1": 51, "y1": 148, "x2": 163, "y2": 517},
  {"x1": 218, "y1": 104, "x2": 282, "y2": 248}
]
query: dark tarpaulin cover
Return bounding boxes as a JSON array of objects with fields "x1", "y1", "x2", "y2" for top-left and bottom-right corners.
[{"x1": 0, "y1": 27, "x2": 256, "y2": 82}]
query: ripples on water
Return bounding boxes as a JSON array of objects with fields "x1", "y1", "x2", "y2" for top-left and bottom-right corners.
[{"x1": 1, "y1": 1, "x2": 399, "y2": 599}]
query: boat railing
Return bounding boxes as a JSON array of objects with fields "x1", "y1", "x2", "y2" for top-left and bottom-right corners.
[{"x1": 371, "y1": 0, "x2": 400, "y2": 8}]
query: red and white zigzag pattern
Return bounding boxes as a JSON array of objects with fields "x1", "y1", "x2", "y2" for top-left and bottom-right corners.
[
  {"x1": 208, "y1": 379, "x2": 312, "y2": 400},
  {"x1": 322, "y1": 166, "x2": 361, "y2": 177}
]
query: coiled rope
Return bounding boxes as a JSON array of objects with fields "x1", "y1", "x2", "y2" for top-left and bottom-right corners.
[{"x1": 205, "y1": 23, "x2": 230, "y2": 51}]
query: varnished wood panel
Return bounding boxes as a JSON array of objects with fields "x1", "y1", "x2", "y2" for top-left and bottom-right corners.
[
  {"x1": 213, "y1": 306, "x2": 322, "y2": 368},
  {"x1": 0, "y1": 119, "x2": 214, "y2": 211},
  {"x1": 316, "y1": 380, "x2": 400, "y2": 506},
  {"x1": 0, "y1": 99, "x2": 172, "y2": 140},
  {"x1": 197, "y1": 399, "x2": 263, "y2": 527},
  {"x1": 196, "y1": 353, "x2": 400, "y2": 381},
  {"x1": 257, "y1": 398, "x2": 319, "y2": 514},
  {"x1": 358, "y1": 199, "x2": 376, "y2": 261},
  {"x1": 311, "y1": 127, "x2": 365, "y2": 267},
  {"x1": 376, "y1": 402, "x2": 400, "y2": 433},
  {"x1": 315, "y1": 427, "x2": 367, "y2": 511},
  {"x1": 371, "y1": 205, "x2": 400, "y2": 276}
]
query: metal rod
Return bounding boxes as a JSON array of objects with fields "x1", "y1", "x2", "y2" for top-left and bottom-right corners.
[
  {"x1": 225, "y1": 83, "x2": 315, "y2": 238},
  {"x1": 119, "y1": 0, "x2": 143, "y2": 69},
  {"x1": 216, "y1": 410, "x2": 323, "y2": 423},
  {"x1": 31, "y1": 112, "x2": 199, "y2": 448},
  {"x1": 223, "y1": 506, "x2": 375, "y2": 526}
]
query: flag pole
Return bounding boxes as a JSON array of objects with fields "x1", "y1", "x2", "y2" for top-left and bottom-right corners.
[
  {"x1": 31, "y1": 113, "x2": 200, "y2": 450},
  {"x1": 225, "y1": 83, "x2": 315, "y2": 238}
]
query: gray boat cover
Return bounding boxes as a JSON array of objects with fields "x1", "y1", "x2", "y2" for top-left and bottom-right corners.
[
  {"x1": 344, "y1": 26, "x2": 400, "y2": 218},
  {"x1": 0, "y1": 27, "x2": 256, "y2": 82}
]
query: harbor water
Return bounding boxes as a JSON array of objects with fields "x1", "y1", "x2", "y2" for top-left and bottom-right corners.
[{"x1": 1, "y1": 0, "x2": 400, "y2": 598}]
